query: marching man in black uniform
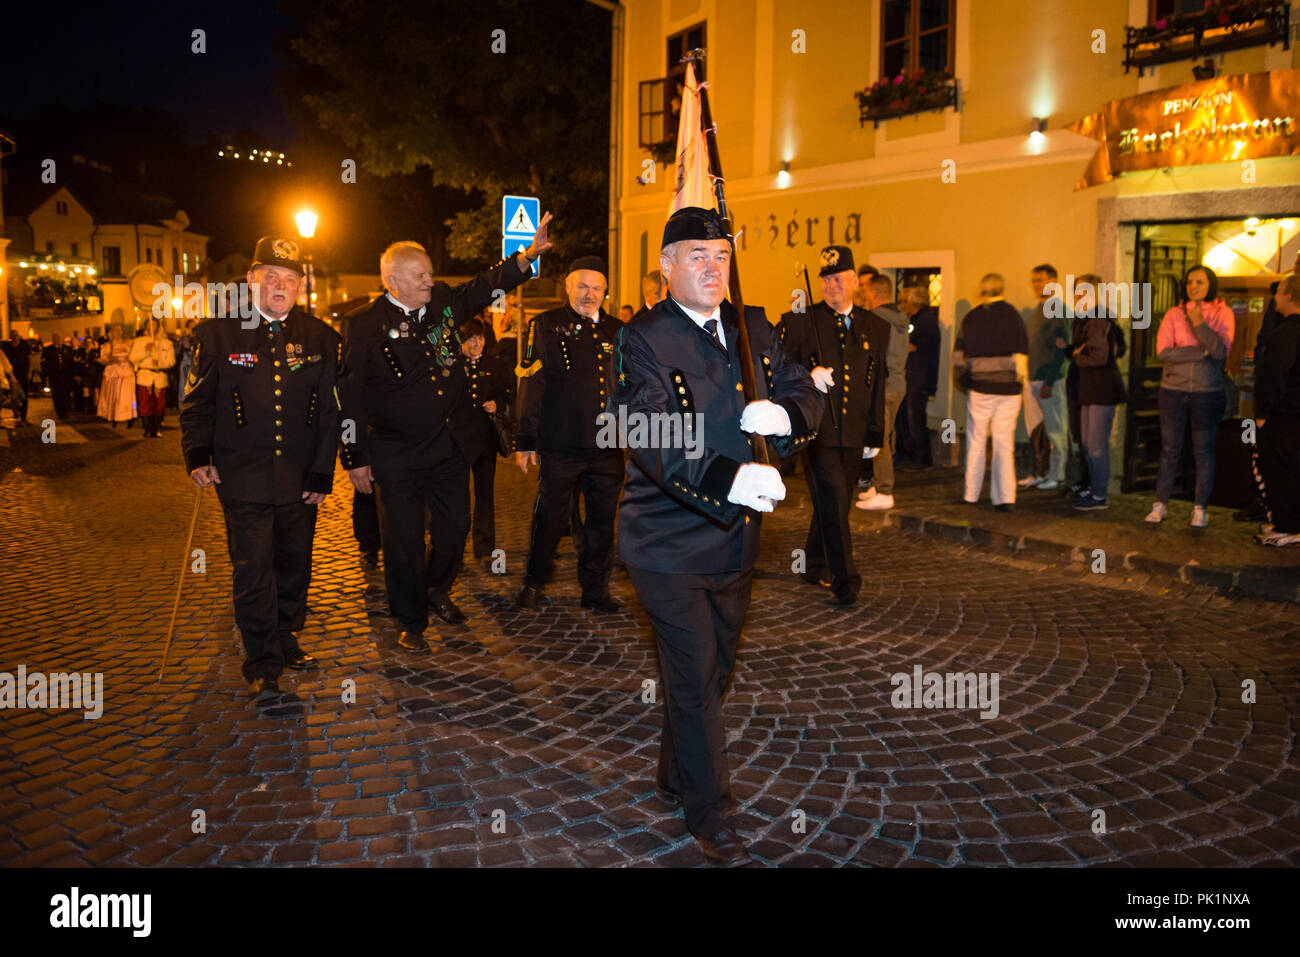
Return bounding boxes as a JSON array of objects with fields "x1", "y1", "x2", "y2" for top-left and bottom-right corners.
[
  {"x1": 459, "y1": 317, "x2": 514, "y2": 565},
  {"x1": 181, "y1": 236, "x2": 341, "y2": 705},
  {"x1": 514, "y1": 257, "x2": 625, "y2": 613},
  {"x1": 781, "y1": 246, "x2": 889, "y2": 604},
  {"x1": 613, "y1": 206, "x2": 822, "y2": 865},
  {"x1": 338, "y1": 217, "x2": 551, "y2": 652}
]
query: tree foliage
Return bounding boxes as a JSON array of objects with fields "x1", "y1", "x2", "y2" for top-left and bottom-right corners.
[{"x1": 287, "y1": 0, "x2": 611, "y2": 265}]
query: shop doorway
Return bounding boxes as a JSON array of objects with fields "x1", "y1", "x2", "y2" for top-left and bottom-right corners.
[{"x1": 1124, "y1": 215, "x2": 1299, "y2": 500}]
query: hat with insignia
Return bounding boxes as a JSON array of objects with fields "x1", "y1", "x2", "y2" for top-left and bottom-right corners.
[
  {"x1": 567, "y1": 256, "x2": 607, "y2": 277},
  {"x1": 250, "y1": 235, "x2": 305, "y2": 273},
  {"x1": 819, "y1": 245, "x2": 855, "y2": 277},
  {"x1": 661, "y1": 206, "x2": 728, "y2": 249}
]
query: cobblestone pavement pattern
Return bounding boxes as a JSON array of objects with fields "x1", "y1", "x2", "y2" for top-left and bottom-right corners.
[{"x1": 1, "y1": 405, "x2": 1298, "y2": 867}]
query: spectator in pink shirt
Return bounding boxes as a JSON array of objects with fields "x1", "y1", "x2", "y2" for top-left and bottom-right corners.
[{"x1": 1144, "y1": 266, "x2": 1235, "y2": 528}]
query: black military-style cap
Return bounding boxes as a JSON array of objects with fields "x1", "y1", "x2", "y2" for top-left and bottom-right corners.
[
  {"x1": 818, "y1": 245, "x2": 855, "y2": 277},
  {"x1": 250, "y1": 235, "x2": 305, "y2": 273},
  {"x1": 661, "y1": 206, "x2": 728, "y2": 249},
  {"x1": 567, "y1": 256, "x2": 607, "y2": 277}
]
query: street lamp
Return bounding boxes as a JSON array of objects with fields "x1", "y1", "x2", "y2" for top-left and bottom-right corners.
[{"x1": 295, "y1": 211, "x2": 318, "y2": 315}]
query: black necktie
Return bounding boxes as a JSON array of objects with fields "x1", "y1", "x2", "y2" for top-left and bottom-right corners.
[
  {"x1": 703, "y1": 318, "x2": 725, "y2": 354},
  {"x1": 266, "y1": 318, "x2": 283, "y2": 335}
]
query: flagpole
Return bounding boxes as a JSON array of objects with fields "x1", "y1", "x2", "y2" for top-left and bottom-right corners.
[{"x1": 684, "y1": 48, "x2": 768, "y2": 465}]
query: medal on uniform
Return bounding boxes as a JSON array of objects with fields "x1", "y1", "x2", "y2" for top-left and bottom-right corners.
[
  {"x1": 399, "y1": 320, "x2": 410, "y2": 338},
  {"x1": 388, "y1": 327, "x2": 399, "y2": 339}
]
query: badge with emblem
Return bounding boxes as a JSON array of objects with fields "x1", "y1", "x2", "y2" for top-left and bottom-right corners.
[
  {"x1": 820, "y1": 247, "x2": 840, "y2": 269},
  {"x1": 601, "y1": 341, "x2": 614, "y2": 355},
  {"x1": 399, "y1": 320, "x2": 410, "y2": 338},
  {"x1": 271, "y1": 238, "x2": 300, "y2": 262},
  {"x1": 388, "y1": 327, "x2": 399, "y2": 339}
]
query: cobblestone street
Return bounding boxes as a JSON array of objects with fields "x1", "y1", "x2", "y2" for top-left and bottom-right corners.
[{"x1": 2, "y1": 404, "x2": 1298, "y2": 868}]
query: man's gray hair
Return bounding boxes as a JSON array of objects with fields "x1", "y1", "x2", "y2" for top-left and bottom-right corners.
[{"x1": 380, "y1": 241, "x2": 429, "y2": 292}]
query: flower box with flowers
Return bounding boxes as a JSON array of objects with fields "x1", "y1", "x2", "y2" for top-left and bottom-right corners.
[
  {"x1": 1124, "y1": 0, "x2": 1289, "y2": 73},
  {"x1": 856, "y1": 71, "x2": 957, "y2": 128}
]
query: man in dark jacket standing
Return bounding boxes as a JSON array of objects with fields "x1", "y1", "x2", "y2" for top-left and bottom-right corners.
[
  {"x1": 613, "y1": 206, "x2": 822, "y2": 865},
  {"x1": 781, "y1": 245, "x2": 889, "y2": 604},
  {"x1": 898, "y1": 285, "x2": 940, "y2": 468},
  {"x1": 514, "y1": 257, "x2": 624, "y2": 612},
  {"x1": 338, "y1": 216, "x2": 551, "y2": 651},
  {"x1": 181, "y1": 236, "x2": 341, "y2": 704},
  {"x1": 1253, "y1": 271, "x2": 1300, "y2": 547},
  {"x1": 459, "y1": 317, "x2": 514, "y2": 564}
]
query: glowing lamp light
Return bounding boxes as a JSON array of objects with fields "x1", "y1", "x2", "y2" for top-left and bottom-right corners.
[
  {"x1": 88, "y1": 268, "x2": 96, "y2": 276},
  {"x1": 217, "y1": 150, "x2": 224, "y2": 156},
  {"x1": 233, "y1": 152, "x2": 240, "y2": 159},
  {"x1": 777, "y1": 160, "x2": 792, "y2": 188},
  {"x1": 19, "y1": 261, "x2": 27, "y2": 268},
  {"x1": 172, "y1": 297, "x2": 183, "y2": 312},
  {"x1": 296, "y1": 211, "x2": 318, "y2": 238}
]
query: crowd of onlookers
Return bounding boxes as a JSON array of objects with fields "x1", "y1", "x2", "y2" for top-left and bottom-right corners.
[
  {"x1": 0, "y1": 319, "x2": 198, "y2": 434},
  {"x1": 954, "y1": 256, "x2": 1299, "y2": 546}
]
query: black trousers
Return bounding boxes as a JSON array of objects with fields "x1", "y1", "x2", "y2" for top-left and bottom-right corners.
[
  {"x1": 900, "y1": 381, "x2": 933, "y2": 465},
  {"x1": 50, "y1": 377, "x2": 71, "y2": 419},
  {"x1": 803, "y1": 445, "x2": 863, "y2": 599},
  {"x1": 469, "y1": 443, "x2": 498, "y2": 558},
  {"x1": 374, "y1": 447, "x2": 470, "y2": 633},
  {"x1": 351, "y1": 489, "x2": 381, "y2": 553},
  {"x1": 1256, "y1": 419, "x2": 1300, "y2": 534},
  {"x1": 219, "y1": 497, "x2": 317, "y2": 681},
  {"x1": 627, "y1": 564, "x2": 752, "y2": 837},
  {"x1": 524, "y1": 448, "x2": 623, "y2": 598}
]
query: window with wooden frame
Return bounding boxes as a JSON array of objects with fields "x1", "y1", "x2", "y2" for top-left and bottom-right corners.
[
  {"x1": 1148, "y1": 0, "x2": 1206, "y2": 20},
  {"x1": 637, "y1": 21, "x2": 707, "y2": 161},
  {"x1": 880, "y1": 0, "x2": 954, "y2": 80}
]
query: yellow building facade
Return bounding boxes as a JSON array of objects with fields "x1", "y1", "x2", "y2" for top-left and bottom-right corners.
[{"x1": 611, "y1": 0, "x2": 1300, "y2": 491}]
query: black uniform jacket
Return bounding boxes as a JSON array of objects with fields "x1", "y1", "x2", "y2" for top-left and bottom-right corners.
[
  {"x1": 516, "y1": 305, "x2": 622, "y2": 451},
  {"x1": 614, "y1": 296, "x2": 823, "y2": 574},
  {"x1": 337, "y1": 256, "x2": 531, "y2": 474},
  {"x1": 181, "y1": 309, "x2": 341, "y2": 505},
  {"x1": 780, "y1": 301, "x2": 890, "y2": 450}
]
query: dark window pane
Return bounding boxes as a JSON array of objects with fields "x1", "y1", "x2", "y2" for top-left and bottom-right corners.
[
  {"x1": 883, "y1": 39, "x2": 909, "y2": 79},
  {"x1": 668, "y1": 36, "x2": 681, "y2": 66},
  {"x1": 882, "y1": 0, "x2": 911, "y2": 43},
  {"x1": 919, "y1": 0, "x2": 948, "y2": 31},
  {"x1": 687, "y1": 27, "x2": 703, "y2": 49},
  {"x1": 919, "y1": 29, "x2": 948, "y2": 73}
]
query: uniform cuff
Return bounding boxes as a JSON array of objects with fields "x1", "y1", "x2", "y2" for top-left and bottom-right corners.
[
  {"x1": 184, "y1": 446, "x2": 212, "y2": 472},
  {"x1": 305, "y1": 472, "x2": 334, "y2": 494},
  {"x1": 516, "y1": 436, "x2": 537, "y2": 452},
  {"x1": 339, "y1": 447, "x2": 366, "y2": 471},
  {"x1": 776, "y1": 398, "x2": 809, "y2": 438},
  {"x1": 700, "y1": 455, "x2": 743, "y2": 502}
]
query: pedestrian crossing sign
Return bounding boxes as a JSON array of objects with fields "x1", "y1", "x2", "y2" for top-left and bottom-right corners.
[
  {"x1": 503, "y1": 237, "x2": 540, "y2": 278},
  {"x1": 502, "y1": 195, "x2": 540, "y2": 238}
]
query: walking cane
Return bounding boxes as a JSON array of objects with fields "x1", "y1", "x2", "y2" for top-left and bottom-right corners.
[{"x1": 158, "y1": 485, "x2": 203, "y2": 682}]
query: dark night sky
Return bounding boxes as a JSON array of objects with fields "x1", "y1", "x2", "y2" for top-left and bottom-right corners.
[{"x1": 4, "y1": 1, "x2": 294, "y2": 145}]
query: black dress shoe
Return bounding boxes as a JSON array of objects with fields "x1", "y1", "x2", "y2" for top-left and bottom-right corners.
[
  {"x1": 833, "y1": 588, "x2": 858, "y2": 605},
  {"x1": 248, "y1": 677, "x2": 281, "y2": 704},
  {"x1": 580, "y1": 593, "x2": 620, "y2": 614},
  {"x1": 284, "y1": 652, "x2": 318, "y2": 671},
  {"x1": 801, "y1": 572, "x2": 832, "y2": 588},
  {"x1": 695, "y1": 825, "x2": 754, "y2": 866},
  {"x1": 514, "y1": 585, "x2": 541, "y2": 610},
  {"x1": 397, "y1": 630, "x2": 430, "y2": 652},
  {"x1": 994, "y1": 503, "x2": 1014, "y2": 512},
  {"x1": 428, "y1": 595, "x2": 467, "y2": 625}
]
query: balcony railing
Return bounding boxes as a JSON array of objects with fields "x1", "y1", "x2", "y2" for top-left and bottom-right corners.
[{"x1": 1124, "y1": 0, "x2": 1290, "y2": 75}]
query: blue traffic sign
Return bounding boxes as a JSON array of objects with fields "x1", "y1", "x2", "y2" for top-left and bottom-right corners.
[
  {"x1": 503, "y1": 237, "x2": 540, "y2": 278},
  {"x1": 502, "y1": 195, "x2": 540, "y2": 238}
]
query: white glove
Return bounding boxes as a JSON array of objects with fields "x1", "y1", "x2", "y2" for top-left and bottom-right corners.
[
  {"x1": 739, "y1": 399, "x2": 792, "y2": 437},
  {"x1": 863, "y1": 447, "x2": 880, "y2": 459},
  {"x1": 810, "y1": 366, "x2": 835, "y2": 393},
  {"x1": 727, "y1": 463, "x2": 787, "y2": 513}
]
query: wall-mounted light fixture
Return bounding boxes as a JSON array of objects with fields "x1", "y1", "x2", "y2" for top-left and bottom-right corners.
[{"x1": 777, "y1": 160, "x2": 792, "y2": 188}]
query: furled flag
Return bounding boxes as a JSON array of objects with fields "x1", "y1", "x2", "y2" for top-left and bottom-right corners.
[{"x1": 669, "y1": 60, "x2": 715, "y2": 214}]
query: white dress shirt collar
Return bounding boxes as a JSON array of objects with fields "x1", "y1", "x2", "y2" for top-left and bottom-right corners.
[
  {"x1": 385, "y1": 292, "x2": 424, "y2": 319},
  {"x1": 671, "y1": 296, "x2": 725, "y2": 350}
]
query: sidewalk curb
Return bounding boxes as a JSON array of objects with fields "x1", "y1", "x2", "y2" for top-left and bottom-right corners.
[{"x1": 876, "y1": 509, "x2": 1299, "y2": 604}]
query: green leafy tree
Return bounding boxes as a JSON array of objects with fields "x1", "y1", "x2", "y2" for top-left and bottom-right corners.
[{"x1": 286, "y1": 0, "x2": 610, "y2": 266}]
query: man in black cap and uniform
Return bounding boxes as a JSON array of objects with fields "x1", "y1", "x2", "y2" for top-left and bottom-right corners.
[
  {"x1": 338, "y1": 215, "x2": 551, "y2": 651},
  {"x1": 514, "y1": 256, "x2": 624, "y2": 612},
  {"x1": 181, "y1": 235, "x2": 341, "y2": 704},
  {"x1": 613, "y1": 206, "x2": 822, "y2": 865},
  {"x1": 459, "y1": 316, "x2": 514, "y2": 565},
  {"x1": 781, "y1": 245, "x2": 890, "y2": 604}
]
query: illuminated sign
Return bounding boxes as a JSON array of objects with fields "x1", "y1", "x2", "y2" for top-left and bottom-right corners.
[{"x1": 1069, "y1": 70, "x2": 1299, "y2": 188}]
